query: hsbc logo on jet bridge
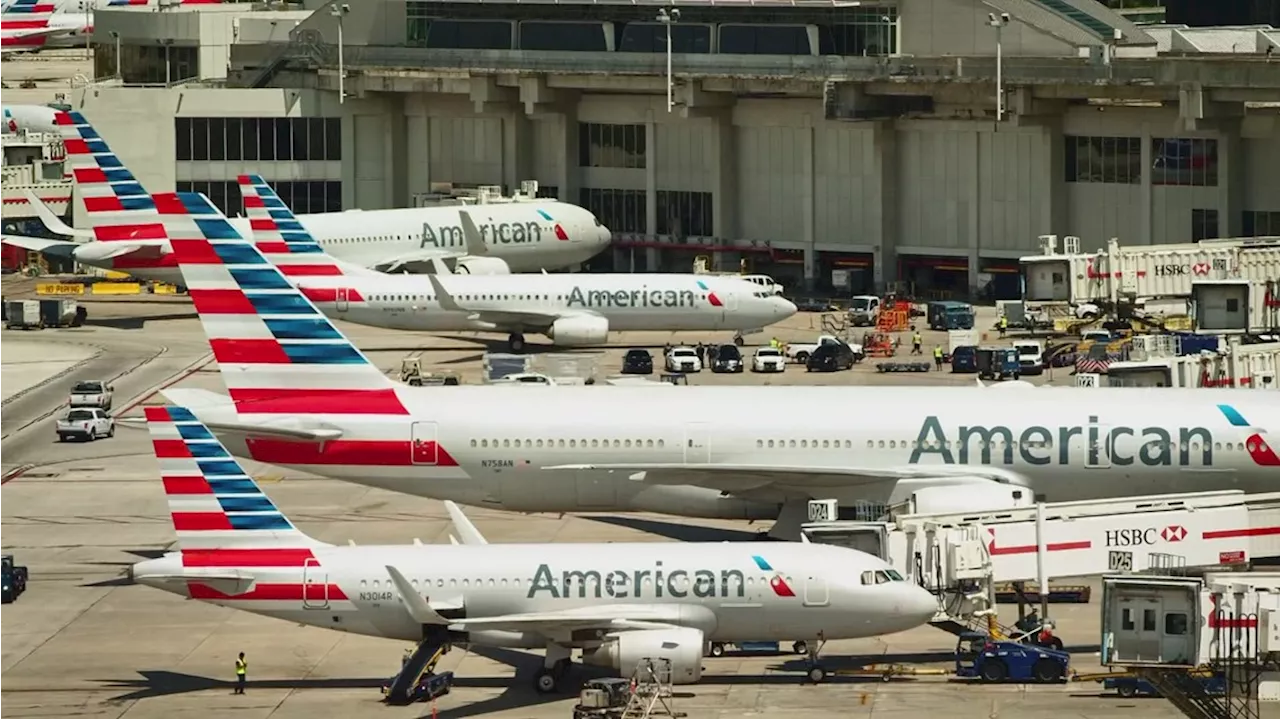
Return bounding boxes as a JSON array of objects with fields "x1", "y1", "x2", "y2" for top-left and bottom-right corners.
[
  {"x1": 420, "y1": 219, "x2": 543, "y2": 249},
  {"x1": 567, "y1": 286, "x2": 700, "y2": 309},
  {"x1": 527, "y1": 561, "x2": 747, "y2": 600},
  {"x1": 908, "y1": 415, "x2": 1217, "y2": 467},
  {"x1": 1105, "y1": 525, "x2": 1188, "y2": 547}
]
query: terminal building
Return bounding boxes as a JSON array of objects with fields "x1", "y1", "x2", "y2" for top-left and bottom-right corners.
[{"x1": 18, "y1": 0, "x2": 1280, "y2": 296}]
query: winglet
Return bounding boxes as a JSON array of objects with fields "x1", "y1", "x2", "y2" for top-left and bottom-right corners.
[
  {"x1": 444, "y1": 500, "x2": 488, "y2": 546},
  {"x1": 427, "y1": 273, "x2": 466, "y2": 312},
  {"x1": 386, "y1": 565, "x2": 450, "y2": 625},
  {"x1": 457, "y1": 210, "x2": 489, "y2": 256},
  {"x1": 23, "y1": 189, "x2": 89, "y2": 238}
]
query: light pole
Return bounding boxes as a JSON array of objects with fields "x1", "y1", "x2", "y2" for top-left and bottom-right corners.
[
  {"x1": 880, "y1": 15, "x2": 891, "y2": 58},
  {"x1": 987, "y1": 12, "x2": 1010, "y2": 122},
  {"x1": 330, "y1": 3, "x2": 350, "y2": 104},
  {"x1": 656, "y1": 7, "x2": 680, "y2": 113},
  {"x1": 161, "y1": 38, "x2": 173, "y2": 85}
]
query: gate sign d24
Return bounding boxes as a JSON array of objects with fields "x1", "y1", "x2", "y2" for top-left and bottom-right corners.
[{"x1": 1109, "y1": 550, "x2": 1134, "y2": 572}]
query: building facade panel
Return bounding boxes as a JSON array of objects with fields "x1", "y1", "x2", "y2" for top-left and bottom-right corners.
[
  {"x1": 896, "y1": 122, "x2": 979, "y2": 253},
  {"x1": 734, "y1": 124, "x2": 808, "y2": 244},
  {"x1": 654, "y1": 121, "x2": 714, "y2": 195},
  {"x1": 813, "y1": 123, "x2": 879, "y2": 249},
  {"x1": 977, "y1": 127, "x2": 1053, "y2": 253},
  {"x1": 530, "y1": 116, "x2": 567, "y2": 194},
  {"x1": 352, "y1": 113, "x2": 390, "y2": 208},
  {"x1": 1241, "y1": 128, "x2": 1280, "y2": 213},
  {"x1": 1065, "y1": 183, "x2": 1143, "y2": 251},
  {"x1": 426, "y1": 115, "x2": 504, "y2": 187},
  {"x1": 1152, "y1": 186, "x2": 1225, "y2": 244},
  {"x1": 899, "y1": 0, "x2": 1073, "y2": 57}
]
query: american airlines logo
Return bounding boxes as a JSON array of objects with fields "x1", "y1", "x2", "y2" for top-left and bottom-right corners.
[
  {"x1": 527, "y1": 561, "x2": 747, "y2": 600},
  {"x1": 567, "y1": 286, "x2": 707, "y2": 309},
  {"x1": 420, "y1": 218, "x2": 546, "y2": 249}
]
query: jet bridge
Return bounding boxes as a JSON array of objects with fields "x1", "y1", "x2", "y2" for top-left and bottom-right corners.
[{"x1": 802, "y1": 491, "x2": 1280, "y2": 638}]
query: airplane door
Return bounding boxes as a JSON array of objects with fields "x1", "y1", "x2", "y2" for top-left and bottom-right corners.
[
  {"x1": 336, "y1": 286, "x2": 350, "y2": 313},
  {"x1": 302, "y1": 558, "x2": 329, "y2": 609},
  {"x1": 802, "y1": 575, "x2": 829, "y2": 607},
  {"x1": 411, "y1": 421, "x2": 439, "y2": 465},
  {"x1": 684, "y1": 422, "x2": 710, "y2": 464},
  {"x1": 722, "y1": 288, "x2": 739, "y2": 319},
  {"x1": 1109, "y1": 598, "x2": 1162, "y2": 662},
  {"x1": 1086, "y1": 424, "x2": 1112, "y2": 469}
]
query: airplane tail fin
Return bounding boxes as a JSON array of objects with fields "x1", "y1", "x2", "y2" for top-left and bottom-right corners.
[
  {"x1": 163, "y1": 190, "x2": 408, "y2": 416},
  {"x1": 145, "y1": 404, "x2": 328, "y2": 549},
  {"x1": 235, "y1": 174, "x2": 376, "y2": 278},
  {"x1": 53, "y1": 110, "x2": 164, "y2": 242}
]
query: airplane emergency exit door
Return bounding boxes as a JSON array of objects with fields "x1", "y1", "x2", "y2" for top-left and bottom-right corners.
[
  {"x1": 684, "y1": 422, "x2": 710, "y2": 464},
  {"x1": 411, "y1": 421, "x2": 439, "y2": 465}
]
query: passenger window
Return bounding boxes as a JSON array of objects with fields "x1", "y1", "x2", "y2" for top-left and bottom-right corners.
[
  {"x1": 657, "y1": 440, "x2": 664, "y2": 448},
  {"x1": 591, "y1": 439, "x2": 599, "y2": 448},
  {"x1": 503, "y1": 439, "x2": 510, "y2": 448},
  {"x1": 646, "y1": 440, "x2": 654, "y2": 448},
  {"x1": 768, "y1": 440, "x2": 775, "y2": 448},
  {"x1": 514, "y1": 439, "x2": 522, "y2": 448},
  {"x1": 889, "y1": 440, "x2": 896, "y2": 449},
  {"x1": 789, "y1": 440, "x2": 796, "y2": 448},
  {"x1": 757, "y1": 440, "x2": 763, "y2": 448},
  {"x1": 613, "y1": 439, "x2": 620, "y2": 448},
  {"x1": 627, "y1": 440, "x2": 634, "y2": 448},
  {"x1": 822, "y1": 440, "x2": 829, "y2": 448},
  {"x1": 569, "y1": 440, "x2": 576, "y2": 448},
  {"x1": 537, "y1": 439, "x2": 544, "y2": 448},
  {"x1": 866, "y1": 440, "x2": 874, "y2": 449},
  {"x1": 1165, "y1": 612, "x2": 1188, "y2": 635},
  {"x1": 470, "y1": 439, "x2": 477, "y2": 447},
  {"x1": 558, "y1": 439, "x2": 566, "y2": 447},
  {"x1": 800, "y1": 440, "x2": 808, "y2": 448},
  {"x1": 481, "y1": 439, "x2": 489, "y2": 448},
  {"x1": 878, "y1": 441, "x2": 885, "y2": 448}
]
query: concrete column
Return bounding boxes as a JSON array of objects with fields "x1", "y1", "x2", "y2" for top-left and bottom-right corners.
[
  {"x1": 800, "y1": 116, "x2": 816, "y2": 291},
  {"x1": 1044, "y1": 117, "x2": 1068, "y2": 240},
  {"x1": 384, "y1": 95, "x2": 408, "y2": 209},
  {"x1": 645, "y1": 115, "x2": 657, "y2": 237},
  {"x1": 503, "y1": 110, "x2": 533, "y2": 196},
  {"x1": 555, "y1": 110, "x2": 579, "y2": 202},
  {"x1": 1139, "y1": 128, "x2": 1153, "y2": 244},
  {"x1": 709, "y1": 110, "x2": 736, "y2": 240},
  {"x1": 967, "y1": 129, "x2": 981, "y2": 294},
  {"x1": 872, "y1": 120, "x2": 897, "y2": 289},
  {"x1": 1218, "y1": 118, "x2": 1244, "y2": 238},
  {"x1": 340, "y1": 108, "x2": 356, "y2": 210}
]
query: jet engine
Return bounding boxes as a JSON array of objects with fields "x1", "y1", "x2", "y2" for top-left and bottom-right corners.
[
  {"x1": 546, "y1": 315, "x2": 609, "y2": 345},
  {"x1": 452, "y1": 256, "x2": 511, "y2": 275},
  {"x1": 580, "y1": 627, "x2": 704, "y2": 684}
]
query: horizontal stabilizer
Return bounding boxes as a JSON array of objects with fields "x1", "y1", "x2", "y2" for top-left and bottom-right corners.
[
  {"x1": 1, "y1": 233, "x2": 78, "y2": 254},
  {"x1": 386, "y1": 565, "x2": 451, "y2": 625},
  {"x1": 140, "y1": 572, "x2": 257, "y2": 596},
  {"x1": 203, "y1": 420, "x2": 345, "y2": 443},
  {"x1": 23, "y1": 189, "x2": 90, "y2": 238},
  {"x1": 443, "y1": 500, "x2": 488, "y2": 546}
]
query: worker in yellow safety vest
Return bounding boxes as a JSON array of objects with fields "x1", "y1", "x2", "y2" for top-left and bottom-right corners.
[
  {"x1": 933, "y1": 345, "x2": 944, "y2": 370},
  {"x1": 235, "y1": 652, "x2": 247, "y2": 694},
  {"x1": 998, "y1": 315, "x2": 1008, "y2": 338},
  {"x1": 770, "y1": 337, "x2": 779, "y2": 350},
  {"x1": 911, "y1": 331, "x2": 922, "y2": 355}
]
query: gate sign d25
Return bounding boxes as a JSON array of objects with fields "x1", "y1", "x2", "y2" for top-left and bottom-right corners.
[{"x1": 1108, "y1": 550, "x2": 1133, "y2": 572}]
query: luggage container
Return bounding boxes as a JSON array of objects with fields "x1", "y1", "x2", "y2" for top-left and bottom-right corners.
[
  {"x1": 4, "y1": 299, "x2": 42, "y2": 329},
  {"x1": 38, "y1": 298, "x2": 83, "y2": 327}
]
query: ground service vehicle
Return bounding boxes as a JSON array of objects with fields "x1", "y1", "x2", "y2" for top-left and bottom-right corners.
[
  {"x1": 708, "y1": 641, "x2": 808, "y2": 657},
  {"x1": 927, "y1": 301, "x2": 975, "y2": 330},
  {"x1": 1102, "y1": 673, "x2": 1224, "y2": 699},
  {"x1": 621, "y1": 349, "x2": 653, "y2": 374},
  {"x1": 1013, "y1": 340, "x2": 1045, "y2": 375},
  {"x1": 68, "y1": 380, "x2": 113, "y2": 410},
  {"x1": 807, "y1": 340, "x2": 858, "y2": 372},
  {"x1": 4, "y1": 299, "x2": 41, "y2": 329},
  {"x1": 751, "y1": 347, "x2": 786, "y2": 373},
  {"x1": 787, "y1": 334, "x2": 865, "y2": 364},
  {"x1": 950, "y1": 345, "x2": 978, "y2": 373},
  {"x1": 954, "y1": 632, "x2": 1069, "y2": 683},
  {"x1": 382, "y1": 670, "x2": 454, "y2": 705},
  {"x1": 665, "y1": 347, "x2": 702, "y2": 373},
  {"x1": 711, "y1": 344, "x2": 744, "y2": 373},
  {"x1": 56, "y1": 408, "x2": 114, "y2": 441},
  {"x1": 572, "y1": 677, "x2": 632, "y2": 719},
  {"x1": 2, "y1": 554, "x2": 28, "y2": 604},
  {"x1": 976, "y1": 347, "x2": 1020, "y2": 380},
  {"x1": 848, "y1": 295, "x2": 881, "y2": 326}
]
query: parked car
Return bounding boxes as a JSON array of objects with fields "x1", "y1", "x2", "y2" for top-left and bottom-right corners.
[
  {"x1": 620, "y1": 349, "x2": 653, "y2": 375},
  {"x1": 56, "y1": 408, "x2": 115, "y2": 442},
  {"x1": 665, "y1": 347, "x2": 702, "y2": 373},
  {"x1": 786, "y1": 334, "x2": 865, "y2": 365},
  {"x1": 710, "y1": 344, "x2": 744, "y2": 373},
  {"x1": 69, "y1": 380, "x2": 113, "y2": 410},
  {"x1": 951, "y1": 345, "x2": 979, "y2": 373},
  {"x1": 806, "y1": 340, "x2": 858, "y2": 372},
  {"x1": 794, "y1": 298, "x2": 837, "y2": 313},
  {"x1": 751, "y1": 347, "x2": 786, "y2": 373}
]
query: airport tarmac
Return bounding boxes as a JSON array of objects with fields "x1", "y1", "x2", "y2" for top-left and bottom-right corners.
[{"x1": 1, "y1": 286, "x2": 1166, "y2": 719}]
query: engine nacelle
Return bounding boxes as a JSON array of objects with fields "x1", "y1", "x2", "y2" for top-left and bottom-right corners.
[
  {"x1": 452, "y1": 256, "x2": 511, "y2": 275},
  {"x1": 546, "y1": 314, "x2": 609, "y2": 346},
  {"x1": 581, "y1": 627, "x2": 704, "y2": 684}
]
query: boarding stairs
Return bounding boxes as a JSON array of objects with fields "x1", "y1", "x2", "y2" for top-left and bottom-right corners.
[
  {"x1": 1131, "y1": 668, "x2": 1233, "y2": 719},
  {"x1": 384, "y1": 631, "x2": 450, "y2": 705}
]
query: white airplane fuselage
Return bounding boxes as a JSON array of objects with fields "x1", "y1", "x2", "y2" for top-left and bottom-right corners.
[
  {"x1": 48, "y1": 201, "x2": 611, "y2": 284},
  {"x1": 302, "y1": 272, "x2": 797, "y2": 338},
  {"x1": 133, "y1": 542, "x2": 934, "y2": 644},
  {"x1": 178, "y1": 386, "x2": 1280, "y2": 520}
]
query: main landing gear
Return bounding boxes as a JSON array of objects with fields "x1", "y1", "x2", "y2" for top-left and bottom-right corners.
[
  {"x1": 733, "y1": 332, "x2": 745, "y2": 346},
  {"x1": 508, "y1": 333, "x2": 526, "y2": 353},
  {"x1": 534, "y1": 644, "x2": 572, "y2": 694}
]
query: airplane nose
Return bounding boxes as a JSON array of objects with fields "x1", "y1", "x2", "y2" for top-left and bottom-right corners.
[
  {"x1": 774, "y1": 297, "x2": 797, "y2": 320},
  {"x1": 898, "y1": 585, "x2": 939, "y2": 626},
  {"x1": 597, "y1": 225, "x2": 613, "y2": 246}
]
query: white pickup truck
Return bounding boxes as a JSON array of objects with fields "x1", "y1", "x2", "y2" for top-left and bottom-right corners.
[
  {"x1": 785, "y1": 335, "x2": 865, "y2": 364},
  {"x1": 69, "y1": 380, "x2": 113, "y2": 410},
  {"x1": 56, "y1": 408, "x2": 115, "y2": 442}
]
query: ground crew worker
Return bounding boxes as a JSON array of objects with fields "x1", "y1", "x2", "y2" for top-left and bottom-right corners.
[
  {"x1": 235, "y1": 652, "x2": 247, "y2": 694},
  {"x1": 911, "y1": 331, "x2": 923, "y2": 355},
  {"x1": 933, "y1": 345, "x2": 944, "y2": 369},
  {"x1": 998, "y1": 315, "x2": 1008, "y2": 338},
  {"x1": 770, "y1": 337, "x2": 779, "y2": 350}
]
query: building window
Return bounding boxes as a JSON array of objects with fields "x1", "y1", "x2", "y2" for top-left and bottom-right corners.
[
  {"x1": 406, "y1": 1, "x2": 431, "y2": 46},
  {"x1": 816, "y1": 8, "x2": 899, "y2": 56},
  {"x1": 1192, "y1": 208, "x2": 1219, "y2": 242},
  {"x1": 177, "y1": 180, "x2": 342, "y2": 218},
  {"x1": 1065, "y1": 136, "x2": 1141, "y2": 184},
  {"x1": 657, "y1": 190, "x2": 713, "y2": 237},
  {"x1": 175, "y1": 118, "x2": 341, "y2": 163},
  {"x1": 97, "y1": 43, "x2": 197, "y2": 85},
  {"x1": 580, "y1": 188, "x2": 646, "y2": 234},
  {"x1": 534, "y1": 185, "x2": 560, "y2": 199},
  {"x1": 1242, "y1": 211, "x2": 1280, "y2": 237},
  {"x1": 1152, "y1": 137, "x2": 1218, "y2": 187},
  {"x1": 578, "y1": 123, "x2": 645, "y2": 169}
]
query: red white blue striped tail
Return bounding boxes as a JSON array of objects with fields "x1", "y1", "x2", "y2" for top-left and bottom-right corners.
[
  {"x1": 145, "y1": 405, "x2": 326, "y2": 549},
  {"x1": 236, "y1": 173, "x2": 365, "y2": 278},
  {"x1": 54, "y1": 110, "x2": 167, "y2": 243},
  {"x1": 164, "y1": 191, "x2": 409, "y2": 416}
]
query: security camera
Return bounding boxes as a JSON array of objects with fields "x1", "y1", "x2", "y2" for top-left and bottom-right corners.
[
  {"x1": 987, "y1": 12, "x2": 995, "y2": 22},
  {"x1": 1002, "y1": 12, "x2": 1010, "y2": 22}
]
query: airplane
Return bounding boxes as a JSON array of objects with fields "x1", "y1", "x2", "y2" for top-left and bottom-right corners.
[
  {"x1": 2, "y1": 104, "x2": 60, "y2": 134},
  {"x1": 1, "y1": 111, "x2": 612, "y2": 283},
  {"x1": 129, "y1": 180, "x2": 1280, "y2": 540},
  {"x1": 130, "y1": 404, "x2": 938, "y2": 696},
  {"x1": 236, "y1": 174, "x2": 796, "y2": 351}
]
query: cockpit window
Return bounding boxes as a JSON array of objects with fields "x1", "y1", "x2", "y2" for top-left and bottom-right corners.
[
  {"x1": 861, "y1": 571, "x2": 875, "y2": 586},
  {"x1": 885, "y1": 570, "x2": 904, "y2": 581}
]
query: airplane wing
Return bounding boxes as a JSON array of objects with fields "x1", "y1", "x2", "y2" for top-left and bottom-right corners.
[
  {"x1": 425, "y1": 273, "x2": 577, "y2": 328},
  {"x1": 366, "y1": 208, "x2": 490, "y2": 272},
  {"x1": 541, "y1": 462, "x2": 1028, "y2": 493},
  {"x1": 443, "y1": 500, "x2": 488, "y2": 546}
]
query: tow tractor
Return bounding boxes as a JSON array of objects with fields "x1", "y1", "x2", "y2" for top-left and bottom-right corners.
[
  {"x1": 954, "y1": 631, "x2": 1070, "y2": 683},
  {"x1": 2, "y1": 553, "x2": 28, "y2": 603},
  {"x1": 707, "y1": 640, "x2": 809, "y2": 658}
]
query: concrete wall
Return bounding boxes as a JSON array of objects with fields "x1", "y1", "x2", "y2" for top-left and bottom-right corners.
[
  {"x1": 1242, "y1": 115, "x2": 1280, "y2": 213},
  {"x1": 899, "y1": 0, "x2": 1075, "y2": 57}
]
